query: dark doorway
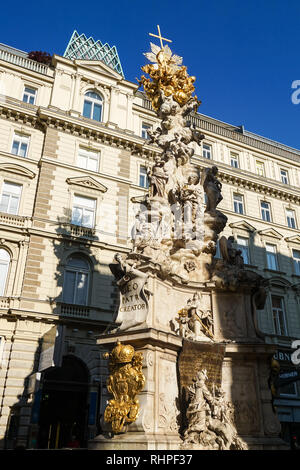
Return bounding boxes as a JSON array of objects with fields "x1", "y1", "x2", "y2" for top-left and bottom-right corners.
[{"x1": 37, "y1": 355, "x2": 89, "y2": 449}]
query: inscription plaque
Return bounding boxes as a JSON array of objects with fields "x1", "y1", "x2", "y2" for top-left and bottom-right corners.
[{"x1": 178, "y1": 340, "x2": 226, "y2": 392}]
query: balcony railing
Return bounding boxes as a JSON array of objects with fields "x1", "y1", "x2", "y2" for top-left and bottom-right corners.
[
  {"x1": 0, "y1": 212, "x2": 31, "y2": 228},
  {"x1": 59, "y1": 303, "x2": 90, "y2": 318},
  {"x1": 0, "y1": 48, "x2": 50, "y2": 75}
]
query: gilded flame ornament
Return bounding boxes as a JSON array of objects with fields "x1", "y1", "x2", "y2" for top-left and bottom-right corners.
[
  {"x1": 139, "y1": 26, "x2": 200, "y2": 111},
  {"x1": 103, "y1": 341, "x2": 145, "y2": 434}
]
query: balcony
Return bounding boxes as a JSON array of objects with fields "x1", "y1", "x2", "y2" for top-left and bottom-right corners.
[
  {"x1": 59, "y1": 223, "x2": 97, "y2": 240},
  {"x1": 0, "y1": 47, "x2": 50, "y2": 75},
  {"x1": 0, "y1": 212, "x2": 31, "y2": 229},
  {"x1": 58, "y1": 303, "x2": 90, "y2": 318}
]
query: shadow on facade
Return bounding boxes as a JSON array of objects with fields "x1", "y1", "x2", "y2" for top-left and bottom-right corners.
[
  {"x1": 1, "y1": 211, "x2": 119, "y2": 449},
  {"x1": 212, "y1": 239, "x2": 300, "y2": 449}
]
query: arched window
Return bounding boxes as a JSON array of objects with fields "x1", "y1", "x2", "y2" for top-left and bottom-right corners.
[
  {"x1": 63, "y1": 255, "x2": 90, "y2": 305},
  {"x1": 0, "y1": 249, "x2": 10, "y2": 296},
  {"x1": 82, "y1": 91, "x2": 103, "y2": 121}
]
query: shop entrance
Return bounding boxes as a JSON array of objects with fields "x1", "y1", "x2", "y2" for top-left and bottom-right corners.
[{"x1": 37, "y1": 355, "x2": 89, "y2": 449}]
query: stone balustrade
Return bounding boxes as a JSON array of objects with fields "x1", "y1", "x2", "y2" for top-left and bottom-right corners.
[{"x1": 0, "y1": 48, "x2": 50, "y2": 75}]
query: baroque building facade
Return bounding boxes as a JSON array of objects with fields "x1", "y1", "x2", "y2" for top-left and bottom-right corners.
[{"x1": 0, "y1": 38, "x2": 299, "y2": 449}]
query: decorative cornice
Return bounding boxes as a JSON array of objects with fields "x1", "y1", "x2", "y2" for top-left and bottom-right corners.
[
  {"x1": 285, "y1": 235, "x2": 300, "y2": 245},
  {"x1": 0, "y1": 163, "x2": 35, "y2": 179},
  {"x1": 229, "y1": 220, "x2": 256, "y2": 232},
  {"x1": 66, "y1": 175, "x2": 108, "y2": 193},
  {"x1": 258, "y1": 228, "x2": 283, "y2": 239}
]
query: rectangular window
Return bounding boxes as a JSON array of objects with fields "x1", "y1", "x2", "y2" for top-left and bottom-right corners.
[
  {"x1": 286, "y1": 209, "x2": 297, "y2": 229},
  {"x1": 139, "y1": 166, "x2": 149, "y2": 188},
  {"x1": 266, "y1": 243, "x2": 278, "y2": 270},
  {"x1": 230, "y1": 152, "x2": 239, "y2": 168},
  {"x1": 77, "y1": 148, "x2": 100, "y2": 172},
  {"x1": 22, "y1": 86, "x2": 36, "y2": 105},
  {"x1": 292, "y1": 249, "x2": 300, "y2": 275},
  {"x1": 261, "y1": 201, "x2": 272, "y2": 222},
  {"x1": 280, "y1": 169, "x2": 289, "y2": 185},
  {"x1": 202, "y1": 144, "x2": 212, "y2": 159},
  {"x1": 233, "y1": 193, "x2": 244, "y2": 214},
  {"x1": 141, "y1": 123, "x2": 152, "y2": 139},
  {"x1": 0, "y1": 182, "x2": 22, "y2": 215},
  {"x1": 237, "y1": 236, "x2": 250, "y2": 265},
  {"x1": 272, "y1": 296, "x2": 287, "y2": 336},
  {"x1": 279, "y1": 381, "x2": 298, "y2": 397},
  {"x1": 11, "y1": 133, "x2": 29, "y2": 157},
  {"x1": 71, "y1": 195, "x2": 96, "y2": 228},
  {"x1": 256, "y1": 160, "x2": 265, "y2": 176}
]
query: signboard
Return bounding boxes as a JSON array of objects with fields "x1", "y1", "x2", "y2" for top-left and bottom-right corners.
[{"x1": 38, "y1": 325, "x2": 65, "y2": 371}]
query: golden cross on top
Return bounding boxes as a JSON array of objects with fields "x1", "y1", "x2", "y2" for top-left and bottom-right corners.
[{"x1": 149, "y1": 25, "x2": 172, "y2": 50}]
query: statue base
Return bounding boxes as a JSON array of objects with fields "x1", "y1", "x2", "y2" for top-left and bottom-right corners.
[{"x1": 89, "y1": 272, "x2": 288, "y2": 451}]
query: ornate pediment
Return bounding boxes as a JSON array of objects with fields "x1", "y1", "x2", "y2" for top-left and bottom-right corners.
[
  {"x1": 285, "y1": 235, "x2": 300, "y2": 245},
  {"x1": 258, "y1": 228, "x2": 283, "y2": 239},
  {"x1": 75, "y1": 60, "x2": 122, "y2": 80},
  {"x1": 66, "y1": 176, "x2": 107, "y2": 193},
  {"x1": 0, "y1": 163, "x2": 35, "y2": 179},
  {"x1": 229, "y1": 220, "x2": 256, "y2": 233}
]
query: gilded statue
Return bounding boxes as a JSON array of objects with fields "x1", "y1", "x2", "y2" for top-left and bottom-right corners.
[{"x1": 103, "y1": 341, "x2": 145, "y2": 433}]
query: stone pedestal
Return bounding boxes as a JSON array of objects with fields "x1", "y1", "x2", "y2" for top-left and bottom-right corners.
[
  {"x1": 89, "y1": 271, "x2": 288, "y2": 450},
  {"x1": 89, "y1": 328, "x2": 183, "y2": 450}
]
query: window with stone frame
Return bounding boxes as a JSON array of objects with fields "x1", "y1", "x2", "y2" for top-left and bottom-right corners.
[
  {"x1": 82, "y1": 91, "x2": 103, "y2": 121},
  {"x1": 230, "y1": 152, "x2": 239, "y2": 168},
  {"x1": 63, "y1": 255, "x2": 90, "y2": 305},
  {"x1": 256, "y1": 160, "x2": 265, "y2": 177},
  {"x1": 11, "y1": 133, "x2": 29, "y2": 157},
  {"x1": 272, "y1": 295, "x2": 288, "y2": 336},
  {"x1": 139, "y1": 165, "x2": 149, "y2": 188},
  {"x1": 236, "y1": 236, "x2": 250, "y2": 265},
  {"x1": 280, "y1": 169, "x2": 289, "y2": 185},
  {"x1": 266, "y1": 243, "x2": 278, "y2": 271},
  {"x1": 233, "y1": 193, "x2": 244, "y2": 214},
  {"x1": 77, "y1": 147, "x2": 100, "y2": 172},
  {"x1": 0, "y1": 181, "x2": 22, "y2": 215},
  {"x1": 202, "y1": 143, "x2": 212, "y2": 159},
  {"x1": 261, "y1": 201, "x2": 272, "y2": 222},
  {"x1": 22, "y1": 86, "x2": 37, "y2": 105},
  {"x1": 141, "y1": 122, "x2": 152, "y2": 140},
  {"x1": 0, "y1": 249, "x2": 10, "y2": 296},
  {"x1": 286, "y1": 209, "x2": 297, "y2": 229},
  {"x1": 71, "y1": 195, "x2": 96, "y2": 228},
  {"x1": 292, "y1": 249, "x2": 300, "y2": 276}
]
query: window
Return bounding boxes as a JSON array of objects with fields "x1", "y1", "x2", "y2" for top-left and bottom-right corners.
[
  {"x1": 0, "y1": 249, "x2": 10, "y2": 296},
  {"x1": 230, "y1": 152, "x2": 239, "y2": 168},
  {"x1": 139, "y1": 166, "x2": 149, "y2": 188},
  {"x1": 63, "y1": 255, "x2": 90, "y2": 305},
  {"x1": 22, "y1": 86, "x2": 36, "y2": 105},
  {"x1": 261, "y1": 201, "x2": 272, "y2": 222},
  {"x1": 292, "y1": 249, "x2": 300, "y2": 275},
  {"x1": 279, "y1": 381, "x2": 297, "y2": 397},
  {"x1": 71, "y1": 195, "x2": 96, "y2": 228},
  {"x1": 141, "y1": 123, "x2": 152, "y2": 139},
  {"x1": 0, "y1": 182, "x2": 22, "y2": 215},
  {"x1": 82, "y1": 91, "x2": 103, "y2": 121},
  {"x1": 237, "y1": 236, "x2": 250, "y2": 265},
  {"x1": 256, "y1": 160, "x2": 265, "y2": 176},
  {"x1": 233, "y1": 193, "x2": 244, "y2": 214},
  {"x1": 286, "y1": 209, "x2": 297, "y2": 229},
  {"x1": 77, "y1": 148, "x2": 100, "y2": 172},
  {"x1": 272, "y1": 296, "x2": 287, "y2": 336},
  {"x1": 11, "y1": 133, "x2": 29, "y2": 157},
  {"x1": 202, "y1": 144, "x2": 212, "y2": 159},
  {"x1": 280, "y1": 169, "x2": 289, "y2": 185},
  {"x1": 214, "y1": 240, "x2": 221, "y2": 259},
  {"x1": 266, "y1": 243, "x2": 278, "y2": 270}
]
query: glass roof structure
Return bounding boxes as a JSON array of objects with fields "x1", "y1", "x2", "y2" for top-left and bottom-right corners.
[{"x1": 63, "y1": 30, "x2": 124, "y2": 77}]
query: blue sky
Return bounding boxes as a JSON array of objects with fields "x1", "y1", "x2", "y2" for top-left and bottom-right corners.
[{"x1": 2, "y1": 0, "x2": 300, "y2": 150}]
